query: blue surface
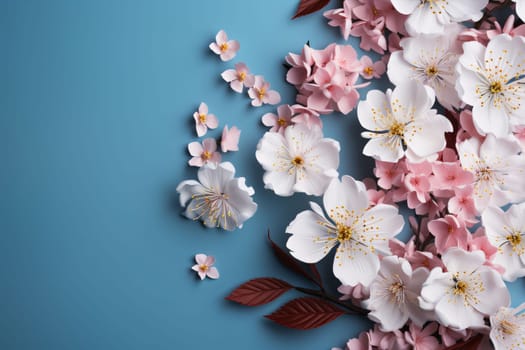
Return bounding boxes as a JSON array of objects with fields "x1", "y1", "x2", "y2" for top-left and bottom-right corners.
[{"x1": 2, "y1": 1, "x2": 524, "y2": 349}]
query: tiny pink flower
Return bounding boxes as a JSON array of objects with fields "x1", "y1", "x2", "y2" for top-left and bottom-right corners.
[
  {"x1": 188, "y1": 138, "x2": 221, "y2": 167},
  {"x1": 220, "y1": 125, "x2": 240, "y2": 153},
  {"x1": 193, "y1": 102, "x2": 218, "y2": 137},
  {"x1": 428, "y1": 214, "x2": 470, "y2": 254},
  {"x1": 221, "y1": 62, "x2": 255, "y2": 93},
  {"x1": 209, "y1": 30, "x2": 239, "y2": 61},
  {"x1": 430, "y1": 161, "x2": 474, "y2": 191},
  {"x1": 247, "y1": 76, "x2": 281, "y2": 107},
  {"x1": 447, "y1": 185, "x2": 478, "y2": 225},
  {"x1": 374, "y1": 159, "x2": 406, "y2": 190},
  {"x1": 261, "y1": 104, "x2": 293, "y2": 134},
  {"x1": 191, "y1": 254, "x2": 219, "y2": 280},
  {"x1": 404, "y1": 322, "x2": 440, "y2": 350},
  {"x1": 290, "y1": 104, "x2": 322, "y2": 129},
  {"x1": 323, "y1": 0, "x2": 353, "y2": 40},
  {"x1": 360, "y1": 55, "x2": 386, "y2": 79}
]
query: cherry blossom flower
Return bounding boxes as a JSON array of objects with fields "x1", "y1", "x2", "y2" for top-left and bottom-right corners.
[
  {"x1": 364, "y1": 256, "x2": 431, "y2": 331},
  {"x1": 489, "y1": 302, "x2": 525, "y2": 350},
  {"x1": 387, "y1": 26, "x2": 463, "y2": 111},
  {"x1": 176, "y1": 162, "x2": 257, "y2": 231},
  {"x1": 191, "y1": 253, "x2": 219, "y2": 280},
  {"x1": 261, "y1": 104, "x2": 293, "y2": 134},
  {"x1": 427, "y1": 215, "x2": 470, "y2": 254},
  {"x1": 360, "y1": 55, "x2": 386, "y2": 80},
  {"x1": 352, "y1": 0, "x2": 408, "y2": 35},
  {"x1": 419, "y1": 247, "x2": 510, "y2": 330},
  {"x1": 447, "y1": 186, "x2": 478, "y2": 225},
  {"x1": 404, "y1": 322, "x2": 441, "y2": 350},
  {"x1": 247, "y1": 75, "x2": 281, "y2": 107},
  {"x1": 351, "y1": 18, "x2": 388, "y2": 54},
  {"x1": 289, "y1": 104, "x2": 322, "y2": 129},
  {"x1": 482, "y1": 203, "x2": 525, "y2": 282},
  {"x1": 188, "y1": 138, "x2": 221, "y2": 167},
  {"x1": 220, "y1": 125, "x2": 240, "y2": 153},
  {"x1": 221, "y1": 62, "x2": 255, "y2": 93},
  {"x1": 456, "y1": 34, "x2": 525, "y2": 137},
  {"x1": 285, "y1": 176, "x2": 404, "y2": 287},
  {"x1": 391, "y1": 0, "x2": 488, "y2": 35},
  {"x1": 209, "y1": 30, "x2": 239, "y2": 61},
  {"x1": 193, "y1": 102, "x2": 218, "y2": 137},
  {"x1": 514, "y1": 0, "x2": 525, "y2": 22},
  {"x1": 357, "y1": 80, "x2": 453, "y2": 163},
  {"x1": 255, "y1": 124, "x2": 340, "y2": 196},
  {"x1": 323, "y1": 0, "x2": 353, "y2": 40},
  {"x1": 457, "y1": 135, "x2": 525, "y2": 212}
]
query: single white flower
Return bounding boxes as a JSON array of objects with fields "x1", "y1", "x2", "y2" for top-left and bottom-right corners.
[
  {"x1": 514, "y1": 0, "x2": 525, "y2": 22},
  {"x1": 285, "y1": 175, "x2": 404, "y2": 287},
  {"x1": 364, "y1": 256, "x2": 432, "y2": 331},
  {"x1": 387, "y1": 25, "x2": 463, "y2": 110},
  {"x1": 419, "y1": 248, "x2": 510, "y2": 331},
  {"x1": 391, "y1": 0, "x2": 487, "y2": 35},
  {"x1": 176, "y1": 162, "x2": 257, "y2": 231},
  {"x1": 456, "y1": 34, "x2": 525, "y2": 137},
  {"x1": 490, "y1": 302, "x2": 525, "y2": 350},
  {"x1": 457, "y1": 135, "x2": 525, "y2": 212},
  {"x1": 255, "y1": 124, "x2": 340, "y2": 197},
  {"x1": 357, "y1": 80, "x2": 452, "y2": 163},
  {"x1": 482, "y1": 203, "x2": 525, "y2": 282}
]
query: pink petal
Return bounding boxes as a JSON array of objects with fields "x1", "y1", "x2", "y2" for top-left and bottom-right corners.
[
  {"x1": 187, "y1": 141, "x2": 203, "y2": 156},
  {"x1": 207, "y1": 267, "x2": 219, "y2": 279},
  {"x1": 261, "y1": 113, "x2": 277, "y2": 127},
  {"x1": 198, "y1": 102, "x2": 208, "y2": 115},
  {"x1": 221, "y1": 69, "x2": 237, "y2": 82},
  {"x1": 230, "y1": 80, "x2": 243, "y2": 93},
  {"x1": 209, "y1": 43, "x2": 221, "y2": 54},
  {"x1": 196, "y1": 123, "x2": 207, "y2": 137},
  {"x1": 227, "y1": 40, "x2": 239, "y2": 52},
  {"x1": 206, "y1": 114, "x2": 218, "y2": 129},
  {"x1": 202, "y1": 138, "x2": 217, "y2": 152},
  {"x1": 209, "y1": 152, "x2": 221, "y2": 164},
  {"x1": 195, "y1": 254, "x2": 207, "y2": 265},
  {"x1": 216, "y1": 30, "x2": 227, "y2": 44},
  {"x1": 188, "y1": 157, "x2": 204, "y2": 167},
  {"x1": 243, "y1": 74, "x2": 255, "y2": 88},
  {"x1": 204, "y1": 255, "x2": 215, "y2": 266},
  {"x1": 197, "y1": 271, "x2": 206, "y2": 280},
  {"x1": 265, "y1": 90, "x2": 281, "y2": 105}
]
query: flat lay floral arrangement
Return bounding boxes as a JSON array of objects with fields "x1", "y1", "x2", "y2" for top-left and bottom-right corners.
[{"x1": 177, "y1": 0, "x2": 525, "y2": 349}]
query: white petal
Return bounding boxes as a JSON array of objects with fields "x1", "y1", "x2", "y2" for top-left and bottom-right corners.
[
  {"x1": 362, "y1": 134, "x2": 405, "y2": 162},
  {"x1": 473, "y1": 268, "x2": 509, "y2": 315},
  {"x1": 391, "y1": 81, "x2": 435, "y2": 124},
  {"x1": 176, "y1": 180, "x2": 202, "y2": 207},
  {"x1": 323, "y1": 176, "x2": 369, "y2": 220},
  {"x1": 386, "y1": 51, "x2": 414, "y2": 87},
  {"x1": 434, "y1": 294, "x2": 485, "y2": 330},
  {"x1": 357, "y1": 90, "x2": 392, "y2": 131},
  {"x1": 262, "y1": 170, "x2": 296, "y2": 197},
  {"x1": 442, "y1": 248, "x2": 485, "y2": 274},
  {"x1": 405, "y1": 113, "x2": 452, "y2": 159},
  {"x1": 333, "y1": 241, "x2": 380, "y2": 287}
]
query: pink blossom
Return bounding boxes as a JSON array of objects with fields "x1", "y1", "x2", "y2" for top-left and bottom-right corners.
[
  {"x1": 191, "y1": 254, "x2": 219, "y2": 280},
  {"x1": 188, "y1": 138, "x2": 221, "y2": 167},
  {"x1": 359, "y1": 55, "x2": 385, "y2": 79},
  {"x1": 404, "y1": 322, "x2": 440, "y2": 350},
  {"x1": 290, "y1": 104, "x2": 322, "y2": 129},
  {"x1": 456, "y1": 109, "x2": 484, "y2": 144},
  {"x1": 486, "y1": 15, "x2": 525, "y2": 39},
  {"x1": 220, "y1": 125, "x2": 240, "y2": 152},
  {"x1": 404, "y1": 162, "x2": 432, "y2": 207},
  {"x1": 345, "y1": 332, "x2": 371, "y2": 350},
  {"x1": 323, "y1": 0, "x2": 353, "y2": 40},
  {"x1": 438, "y1": 326, "x2": 471, "y2": 347},
  {"x1": 285, "y1": 45, "x2": 314, "y2": 86},
  {"x1": 209, "y1": 30, "x2": 239, "y2": 61},
  {"x1": 337, "y1": 283, "x2": 369, "y2": 301},
  {"x1": 221, "y1": 62, "x2": 255, "y2": 93},
  {"x1": 374, "y1": 159, "x2": 406, "y2": 190},
  {"x1": 193, "y1": 102, "x2": 219, "y2": 137},
  {"x1": 428, "y1": 214, "x2": 470, "y2": 254},
  {"x1": 261, "y1": 104, "x2": 293, "y2": 134},
  {"x1": 352, "y1": 0, "x2": 407, "y2": 34},
  {"x1": 247, "y1": 76, "x2": 281, "y2": 107},
  {"x1": 350, "y1": 18, "x2": 387, "y2": 54},
  {"x1": 447, "y1": 185, "x2": 478, "y2": 225},
  {"x1": 368, "y1": 324, "x2": 410, "y2": 350},
  {"x1": 430, "y1": 161, "x2": 474, "y2": 192},
  {"x1": 468, "y1": 227, "x2": 504, "y2": 274}
]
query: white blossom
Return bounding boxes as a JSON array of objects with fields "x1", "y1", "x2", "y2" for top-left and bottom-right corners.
[
  {"x1": 419, "y1": 248, "x2": 510, "y2": 330},
  {"x1": 176, "y1": 162, "x2": 257, "y2": 231},
  {"x1": 357, "y1": 80, "x2": 452, "y2": 163},
  {"x1": 286, "y1": 176, "x2": 404, "y2": 287},
  {"x1": 255, "y1": 124, "x2": 340, "y2": 197},
  {"x1": 456, "y1": 34, "x2": 525, "y2": 137},
  {"x1": 490, "y1": 302, "x2": 525, "y2": 350},
  {"x1": 482, "y1": 203, "x2": 525, "y2": 282}
]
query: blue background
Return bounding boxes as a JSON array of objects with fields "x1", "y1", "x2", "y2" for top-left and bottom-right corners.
[{"x1": 2, "y1": 1, "x2": 524, "y2": 349}]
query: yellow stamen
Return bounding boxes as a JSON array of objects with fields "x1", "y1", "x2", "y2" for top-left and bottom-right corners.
[
  {"x1": 277, "y1": 118, "x2": 287, "y2": 127},
  {"x1": 389, "y1": 122, "x2": 405, "y2": 137},
  {"x1": 238, "y1": 71, "x2": 246, "y2": 82},
  {"x1": 220, "y1": 43, "x2": 228, "y2": 52},
  {"x1": 490, "y1": 81, "x2": 502, "y2": 94},
  {"x1": 291, "y1": 156, "x2": 304, "y2": 167},
  {"x1": 506, "y1": 233, "x2": 522, "y2": 247},
  {"x1": 336, "y1": 223, "x2": 352, "y2": 243},
  {"x1": 202, "y1": 151, "x2": 212, "y2": 160},
  {"x1": 199, "y1": 264, "x2": 209, "y2": 272},
  {"x1": 500, "y1": 319, "x2": 518, "y2": 335},
  {"x1": 453, "y1": 280, "x2": 468, "y2": 295},
  {"x1": 199, "y1": 113, "x2": 207, "y2": 124},
  {"x1": 426, "y1": 65, "x2": 438, "y2": 77},
  {"x1": 364, "y1": 66, "x2": 374, "y2": 76},
  {"x1": 258, "y1": 87, "x2": 266, "y2": 100}
]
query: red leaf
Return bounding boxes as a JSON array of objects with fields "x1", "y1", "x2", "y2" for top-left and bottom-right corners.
[
  {"x1": 292, "y1": 0, "x2": 331, "y2": 19},
  {"x1": 267, "y1": 230, "x2": 319, "y2": 286},
  {"x1": 226, "y1": 278, "x2": 292, "y2": 306},
  {"x1": 265, "y1": 297, "x2": 345, "y2": 329}
]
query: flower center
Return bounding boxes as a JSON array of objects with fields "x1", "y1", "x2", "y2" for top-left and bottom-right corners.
[
  {"x1": 199, "y1": 264, "x2": 209, "y2": 272},
  {"x1": 476, "y1": 167, "x2": 492, "y2": 181},
  {"x1": 258, "y1": 87, "x2": 266, "y2": 100},
  {"x1": 371, "y1": 6, "x2": 378, "y2": 16},
  {"x1": 277, "y1": 118, "x2": 288, "y2": 127},
  {"x1": 499, "y1": 319, "x2": 518, "y2": 335},
  {"x1": 238, "y1": 71, "x2": 246, "y2": 82},
  {"x1": 388, "y1": 281, "x2": 405, "y2": 303},
  {"x1": 426, "y1": 65, "x2": 438, "y2": 77},
  {"x1": 453, "y1": 280, "x2": 468, "y2": 295},
  {"x1": 506, "y1": 233, "x2": 522, "y2": 247},
  {"x1": 291, "y1": 156, "x2": 304, "y2": 167},
  {"x1": 336, "y1": 223, "x2": 352, "y2": 243},
  {"x1": 202, "y1": 151, "x2": 212, "y2": 160},
  {"x1": 220, "y1": 43, "x2": 228, "y2": 52},
  {"x1": 199, "y1": 113, "x2": 207, "y2": 124},
  {"x1": 490, "y1": 81, "x2": 502, "y2": 94},
  {"x1": 364, "y1": 66, "x2": 374, "y2": 75},
  {"x1": 389, "y1": 122, "x2": 405, "y2": 137}
]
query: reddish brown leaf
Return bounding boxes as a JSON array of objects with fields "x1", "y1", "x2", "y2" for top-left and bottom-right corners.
[
  {"x1": 444, "y1": 334, "x2": 483, "y2": 350},
  {"x1": 226, "y1": 278, "x2": 292, "y2": 306},
  {"x1": 267, "y1": 230, "x2": 319, "y2": 285},
  {"x1": 265, "y1": 297, "x2": 345, "y2": 329},
  {"x1": 292, "y1": 0, "x2": 330, "y2": 19}
]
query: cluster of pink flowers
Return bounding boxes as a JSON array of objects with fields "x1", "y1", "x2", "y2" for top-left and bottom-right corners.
[{"x1": 285, "y1": 43, "x2": 385, "y2": 114}]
